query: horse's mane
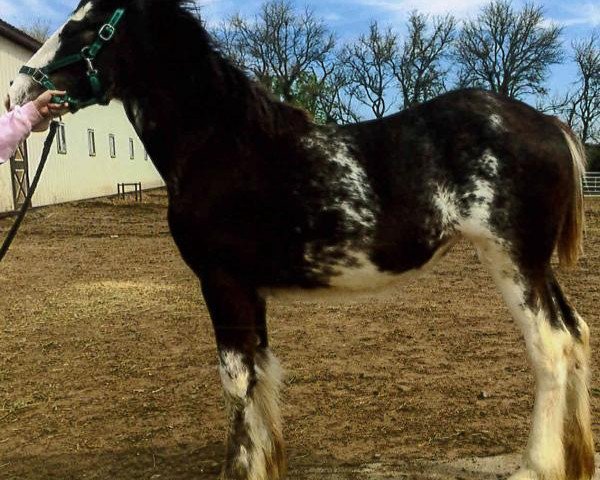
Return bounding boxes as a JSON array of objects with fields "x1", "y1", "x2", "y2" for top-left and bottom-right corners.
[{"x1": 127, "y1": 0, "x2": 311, "y2": 138}]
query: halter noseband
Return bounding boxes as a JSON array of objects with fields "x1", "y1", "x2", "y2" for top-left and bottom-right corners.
[{"x1": 19, "y1": 8, "x2": 126, "y2": 110}]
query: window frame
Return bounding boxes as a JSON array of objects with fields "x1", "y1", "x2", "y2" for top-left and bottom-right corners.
[
  {"x1": 56, "y1": 122, "x2": 67, "y2": 154},
  {"x1": 109, "y1": 134, "x2": 116, "y2": 158},
  {"x1": 87, "y1": 129, "x2": 96, "y2": 157}
]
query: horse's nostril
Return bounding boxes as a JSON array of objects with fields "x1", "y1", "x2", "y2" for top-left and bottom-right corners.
[{"x1": 4, "y1": 95, "x2": 10, "y2": 112}]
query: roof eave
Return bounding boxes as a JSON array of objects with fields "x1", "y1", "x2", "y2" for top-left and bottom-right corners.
[{"x1": 0, "y1": 18, "x2": 42, "y2": 52}]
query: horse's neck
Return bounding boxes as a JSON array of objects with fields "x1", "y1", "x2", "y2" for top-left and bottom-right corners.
[
  {"x1": 120, "y1": 47, "x2": 312, "y2": 183},
  {"x1": 120, "y1": 46, "x2": 238, "y2": 166}
]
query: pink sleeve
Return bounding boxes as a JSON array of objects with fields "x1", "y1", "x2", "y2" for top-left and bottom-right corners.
[{"x1": 0, "y1": 102, "x2": 43, "y2": 164}]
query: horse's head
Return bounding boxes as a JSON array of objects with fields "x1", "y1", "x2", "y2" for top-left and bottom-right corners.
[{"x1": 8, "y1": 0, "x2": 130, "y2": 112}]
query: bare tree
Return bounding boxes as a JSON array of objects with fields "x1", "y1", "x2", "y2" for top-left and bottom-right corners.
[
  {"x1": 214, "y1": 20, "x2": 248, "y2": 71},
  {"x1": 539, "y1": 34, "x2": 600, "y2": 143},
  {"x1": 570, "y1": 35, "x2": 600, "y2": 143},
  {"x1": 343, "y1": 21, "x2": 397, "y2": 118},
  {"x1": 312, "y1": 60, "x2": 361, "y2": 124},
  {"x1": 393, "y1": 12, "x2": 456, "y2": 108},
  {"x1": 214, "y1": 0, "x2": 336, "y2": 107},
  {"x1": 455, "y1": 0, "x2": 563, "y2": 98},
  {"x1": 20, "y1": 17, "x2": 52, "y2": 42},
  {"x1": 536, "y1": 90, "x2": 573, "y2": 116}
]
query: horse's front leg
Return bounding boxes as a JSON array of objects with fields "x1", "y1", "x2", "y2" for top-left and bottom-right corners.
[{"x1": 201, "y1": 268, "x2": 286, "y2": 480}]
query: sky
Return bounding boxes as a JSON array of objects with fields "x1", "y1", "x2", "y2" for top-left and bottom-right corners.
[{"x1": 0, "y1": 0, "x2": 598, "y2": 114}]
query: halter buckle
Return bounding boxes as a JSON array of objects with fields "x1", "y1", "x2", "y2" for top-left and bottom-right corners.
[
  {"x1": 84, "y1": 57, "x2": 97, "y2": 74},
  {"x1": 31, "y1": 69, "x2": 49, "y2": 85},
  {"x1": 98, "y1": 24, "x2": 115, "y2": 41}
]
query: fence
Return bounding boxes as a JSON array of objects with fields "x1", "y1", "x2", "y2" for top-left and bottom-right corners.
[{"x1": 584, "y1": 173, "x2": 600, "y2": 197}]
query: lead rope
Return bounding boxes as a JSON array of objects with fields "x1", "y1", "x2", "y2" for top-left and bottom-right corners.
[{"x1": 0, "y1": 121, "x2": 58, "y2": 262}]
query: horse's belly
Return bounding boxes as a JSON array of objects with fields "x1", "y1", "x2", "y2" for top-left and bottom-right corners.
[
  {"x1": 260, "y1": 257, "x2": 420, "y2": 301},
  {"x1": 260, "y1": 242, "x2": 454, "y2": 302}
]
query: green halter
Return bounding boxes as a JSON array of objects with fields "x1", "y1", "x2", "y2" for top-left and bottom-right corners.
[{"x1": 19, "y1": 8, "x2": 126, "y2": 110}]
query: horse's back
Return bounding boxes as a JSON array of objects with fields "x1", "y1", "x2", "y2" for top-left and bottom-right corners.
[
  {"x1": 344, "y1": 89, "x2": 580, "y2": 274},
  {"x1": 347, "y1": 89, "x2": 572, "y2": 187}
]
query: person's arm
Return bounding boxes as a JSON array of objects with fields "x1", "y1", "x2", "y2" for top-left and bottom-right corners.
[
  {"x1": 0, "y1": 91, "x2": 69, "y2": 164},
  {"x1": 0, "y1": 102, "x2": 42, "y2": 164}
]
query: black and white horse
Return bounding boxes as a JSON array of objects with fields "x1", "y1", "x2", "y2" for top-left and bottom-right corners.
[{"x1": 8, "y1": 1, "x2": 594, "y2": 479}]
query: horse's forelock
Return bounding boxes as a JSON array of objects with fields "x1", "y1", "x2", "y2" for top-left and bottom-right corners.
[
  {"x1": 73, "y1": 0, "x2": 90, "y2": 11},
  {"x1": 70, "y1": 1, "x2": 96, "y2": 22}
]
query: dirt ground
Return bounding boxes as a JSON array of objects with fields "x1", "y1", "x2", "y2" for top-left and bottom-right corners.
[{"x1": 0, "y1": 189, "x2": 599, "y2": 480}]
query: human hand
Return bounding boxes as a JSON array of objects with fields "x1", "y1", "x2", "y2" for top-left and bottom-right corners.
[
  {"x1": 31, "y1": 91, "x2": 70, "y2": 132},
  {"x1": 33, "y1": 90, "x2": 69, "y2": 119}
]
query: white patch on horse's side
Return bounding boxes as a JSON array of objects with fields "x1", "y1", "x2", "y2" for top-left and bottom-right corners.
[
  {"x1": 329, "y1": 142, "x2": 375, "y2": 228},
  {"x1": 434, "y1": 150, "x2": 499, "y2": 244},
  {"x1": 8, "y1": 2, "x2": 94, "y2": 107},
  {"x1": 300, "y1": 130, "x2": 377, "y2": 285},
  {"x1": 489, "y1": 113, "x2": 505, "y2": 131},
  {"x1": 479, "y1": 149, "x2": 499, "y2": 177},
  {"x1": 219, "y1": 350, "x2": 250, "y2": 399},
  {"x1": 433, "y1": 185, "x2": 460, "y2": 232},
  {"x1": 302, "y1": 131, "x2": 376, "y2": 230},
  {"x1": 458, "y1": 150, "x2": 498, "y2": 240}
]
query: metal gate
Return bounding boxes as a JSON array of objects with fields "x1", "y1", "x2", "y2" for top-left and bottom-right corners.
[
  {"x1": 10, "y1": 141, "x2": 30, "y2": 209},
  {"x1": 583, "y1": 172, "x2": 600, "y2": 197}
]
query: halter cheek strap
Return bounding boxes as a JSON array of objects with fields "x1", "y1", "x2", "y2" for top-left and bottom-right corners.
[{"x1": 19, "y1": 8, "x2": 126, "y2": 110}]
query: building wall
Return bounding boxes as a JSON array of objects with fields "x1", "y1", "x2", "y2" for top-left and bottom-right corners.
[{"x1": 0, "y1": 32, "x2": 164, "y2": 213}]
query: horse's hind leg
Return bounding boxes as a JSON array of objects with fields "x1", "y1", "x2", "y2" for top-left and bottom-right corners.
[
  {"x1": 474, "y1": 239, "x2": 594, "y2": 480},
  {"x1": 201, "y1": 268, "x2": 285, "y2": 480}
]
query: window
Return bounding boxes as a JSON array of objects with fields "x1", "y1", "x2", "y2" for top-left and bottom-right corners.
[
  {"x1": 56, "y1": 123, "x2": 67, "y2": 154},
  {"x1": 109, "y1": 134, "x2": 116, "y2": 158},
  {"x1": 129, "y1": 138, "x2": 135, "y2": 160},
  {"x1": 87, "y1": 129, "x2": 96, "y2": 156}
]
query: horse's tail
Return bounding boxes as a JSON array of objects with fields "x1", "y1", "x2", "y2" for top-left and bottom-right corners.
[{"x1": 556, "y1": 120, "x2": 587, "y2": 268}]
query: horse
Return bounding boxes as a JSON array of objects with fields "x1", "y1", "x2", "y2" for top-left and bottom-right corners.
[{"x1": 7, "y1": 1, "x2": 594, "y2": 479}]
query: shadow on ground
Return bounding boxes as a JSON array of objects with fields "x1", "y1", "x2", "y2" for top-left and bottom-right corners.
[
  {"x1": 5, "y1": 445, "x2": 600, "y2": 480},
  {"x1": 2, "y1": 443, "x2": 222, "y2": 480}
]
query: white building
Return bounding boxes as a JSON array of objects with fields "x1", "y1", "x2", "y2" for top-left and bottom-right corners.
[{"x1": 0, "y1": 18, "x2": 164, "y2": 213}]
